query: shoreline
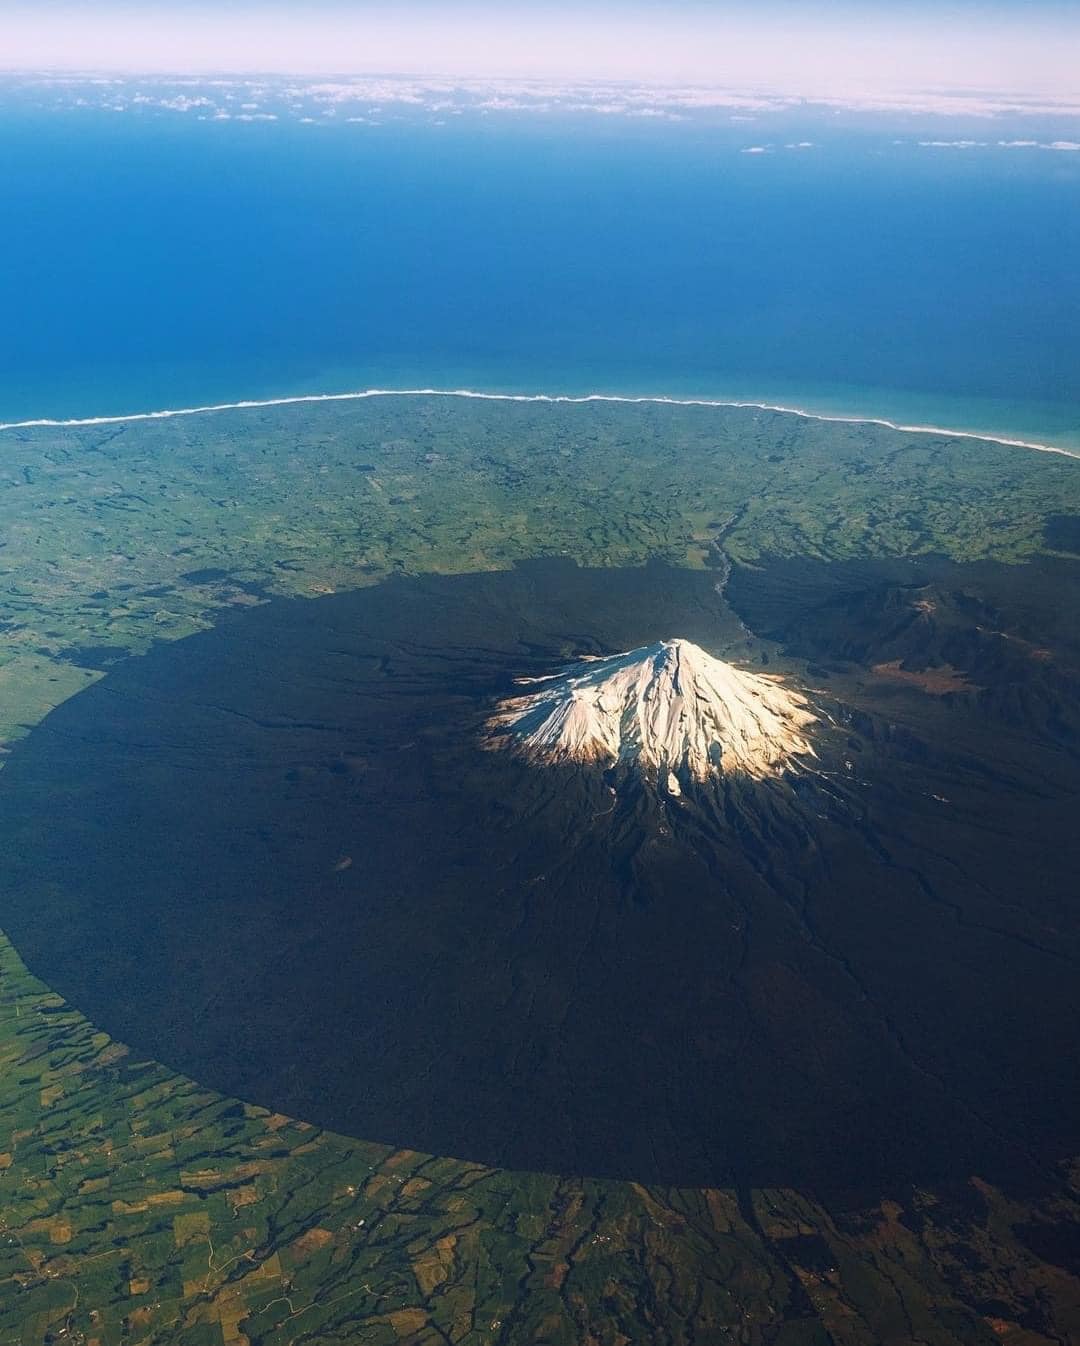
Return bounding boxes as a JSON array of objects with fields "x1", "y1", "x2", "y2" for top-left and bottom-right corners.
[{"x1": 0, "y1": 386, "x2": 1077, "y2": 460}]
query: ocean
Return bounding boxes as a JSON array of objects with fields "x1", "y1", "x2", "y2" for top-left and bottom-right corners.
[{"x1": 2, "y1": 101, "x2": 1079, "y2": 447}]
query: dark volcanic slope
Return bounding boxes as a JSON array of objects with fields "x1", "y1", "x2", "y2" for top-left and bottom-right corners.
[{"x1": 1, "y1": 558, "x2": 1079, "y2": 1202}]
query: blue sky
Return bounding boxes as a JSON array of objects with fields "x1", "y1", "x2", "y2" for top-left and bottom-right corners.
[{"x1": 3, "y1": 1, "x2": 1078, "y2": 95}]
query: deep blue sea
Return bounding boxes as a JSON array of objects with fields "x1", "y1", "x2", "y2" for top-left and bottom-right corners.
[{"x1": 2, "y1": 98, "x2": 1079, "y2": 446}]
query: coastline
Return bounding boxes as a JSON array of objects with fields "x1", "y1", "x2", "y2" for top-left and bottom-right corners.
[{"x1": 0, "y1": 386, "x2": 1078, "y2": 460}]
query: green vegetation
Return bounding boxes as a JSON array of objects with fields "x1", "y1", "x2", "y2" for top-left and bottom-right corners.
[
  {"x1": 1, "y1": 396, "x2": 1079, "y2": 1343},
  {"x1": 4, "y1": 928, "x2": 1080, "y2": 1346},
  {"x1": 1, "y1": 397, "x2": 1077, "y2": 749}
]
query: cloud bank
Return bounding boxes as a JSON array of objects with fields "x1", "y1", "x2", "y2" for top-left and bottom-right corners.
[
  {"x1": 8, "y1": 72, "x2": 1080, "y2": 127},
  {"x1": 2, "y1": 2, "x2": 1078, "y2": 105}
]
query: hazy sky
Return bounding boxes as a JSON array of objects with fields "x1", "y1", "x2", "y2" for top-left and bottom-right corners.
[{"x1": 3, "y1": 1, "x2": 1079, "y2": 95}]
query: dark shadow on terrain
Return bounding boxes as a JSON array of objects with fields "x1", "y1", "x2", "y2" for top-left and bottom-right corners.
[{"x1": 1, "y1": 557, "x2": 1079, "y2": 1205}]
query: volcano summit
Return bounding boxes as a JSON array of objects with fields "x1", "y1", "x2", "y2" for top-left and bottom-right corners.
[
  {"x1": 486, "y1": 638, "x2": 817, "y2": 785},
  {"x1": 1, "y1": 559, "x2": 1079, "y2": 1196}
]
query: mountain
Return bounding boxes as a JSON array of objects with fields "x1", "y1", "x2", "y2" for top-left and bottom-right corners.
[
  {"x1": 778, "y1": 581, "x2": 1006, "y2": 675},
  {"x1": 752, "y1": 570, "x2": 1080, "y2": 747},
  {"x1": 3, "y1": 558, "x2": 1079, "y2": 1198},
  {"x1": 484, "y1": 638, "x2": 817, "y2": 786}
]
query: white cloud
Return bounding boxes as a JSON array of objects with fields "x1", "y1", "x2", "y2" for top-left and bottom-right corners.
[
  {"x1": 157, "y1": 94, "x2": 214, "y2": 112},
  {"x1": 12, "y1": 71, "x2": 1080, "y2": 135},
  {"x1": 3, "y1": 6, "x2": 1079, "y2": 107},
  {"x1": 919, "y1": 136, "x2": 1080, "y2": 153}
]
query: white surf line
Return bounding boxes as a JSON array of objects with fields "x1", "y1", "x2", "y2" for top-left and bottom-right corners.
[{"x1": 0, "y1": 387, "x2": 1076, "y2": 459}]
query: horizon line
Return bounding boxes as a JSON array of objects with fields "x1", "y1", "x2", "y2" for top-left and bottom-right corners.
[
  {"x1": 7, "y1": 67, "x2": 1080, "y2": 99},
  {"x1": 0, "y1": 387, "x2": 1077, "y2": 460}
]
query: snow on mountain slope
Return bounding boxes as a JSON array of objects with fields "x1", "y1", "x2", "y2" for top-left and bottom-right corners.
[{"x1": 485, "y1": 639, "x2": 817, "y2": 782}]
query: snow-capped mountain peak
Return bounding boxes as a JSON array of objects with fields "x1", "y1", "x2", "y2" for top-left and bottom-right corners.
[{"x1": 485, "y1": 638, "x2": 816, "y2": 783}]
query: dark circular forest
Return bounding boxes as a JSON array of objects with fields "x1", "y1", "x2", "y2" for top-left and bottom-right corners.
[{"x1": 2, "y1": 557, "x2": 1079, "y2": 1203}]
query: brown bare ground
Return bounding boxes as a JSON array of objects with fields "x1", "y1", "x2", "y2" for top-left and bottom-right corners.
[{"x1": 871, "y1": 661, "x2": 977, "y2": 694}]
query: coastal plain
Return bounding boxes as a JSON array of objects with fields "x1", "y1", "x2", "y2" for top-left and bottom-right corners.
[{"x1": 1, "y1": 395, "x2": 1080, "y2": 1344}]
